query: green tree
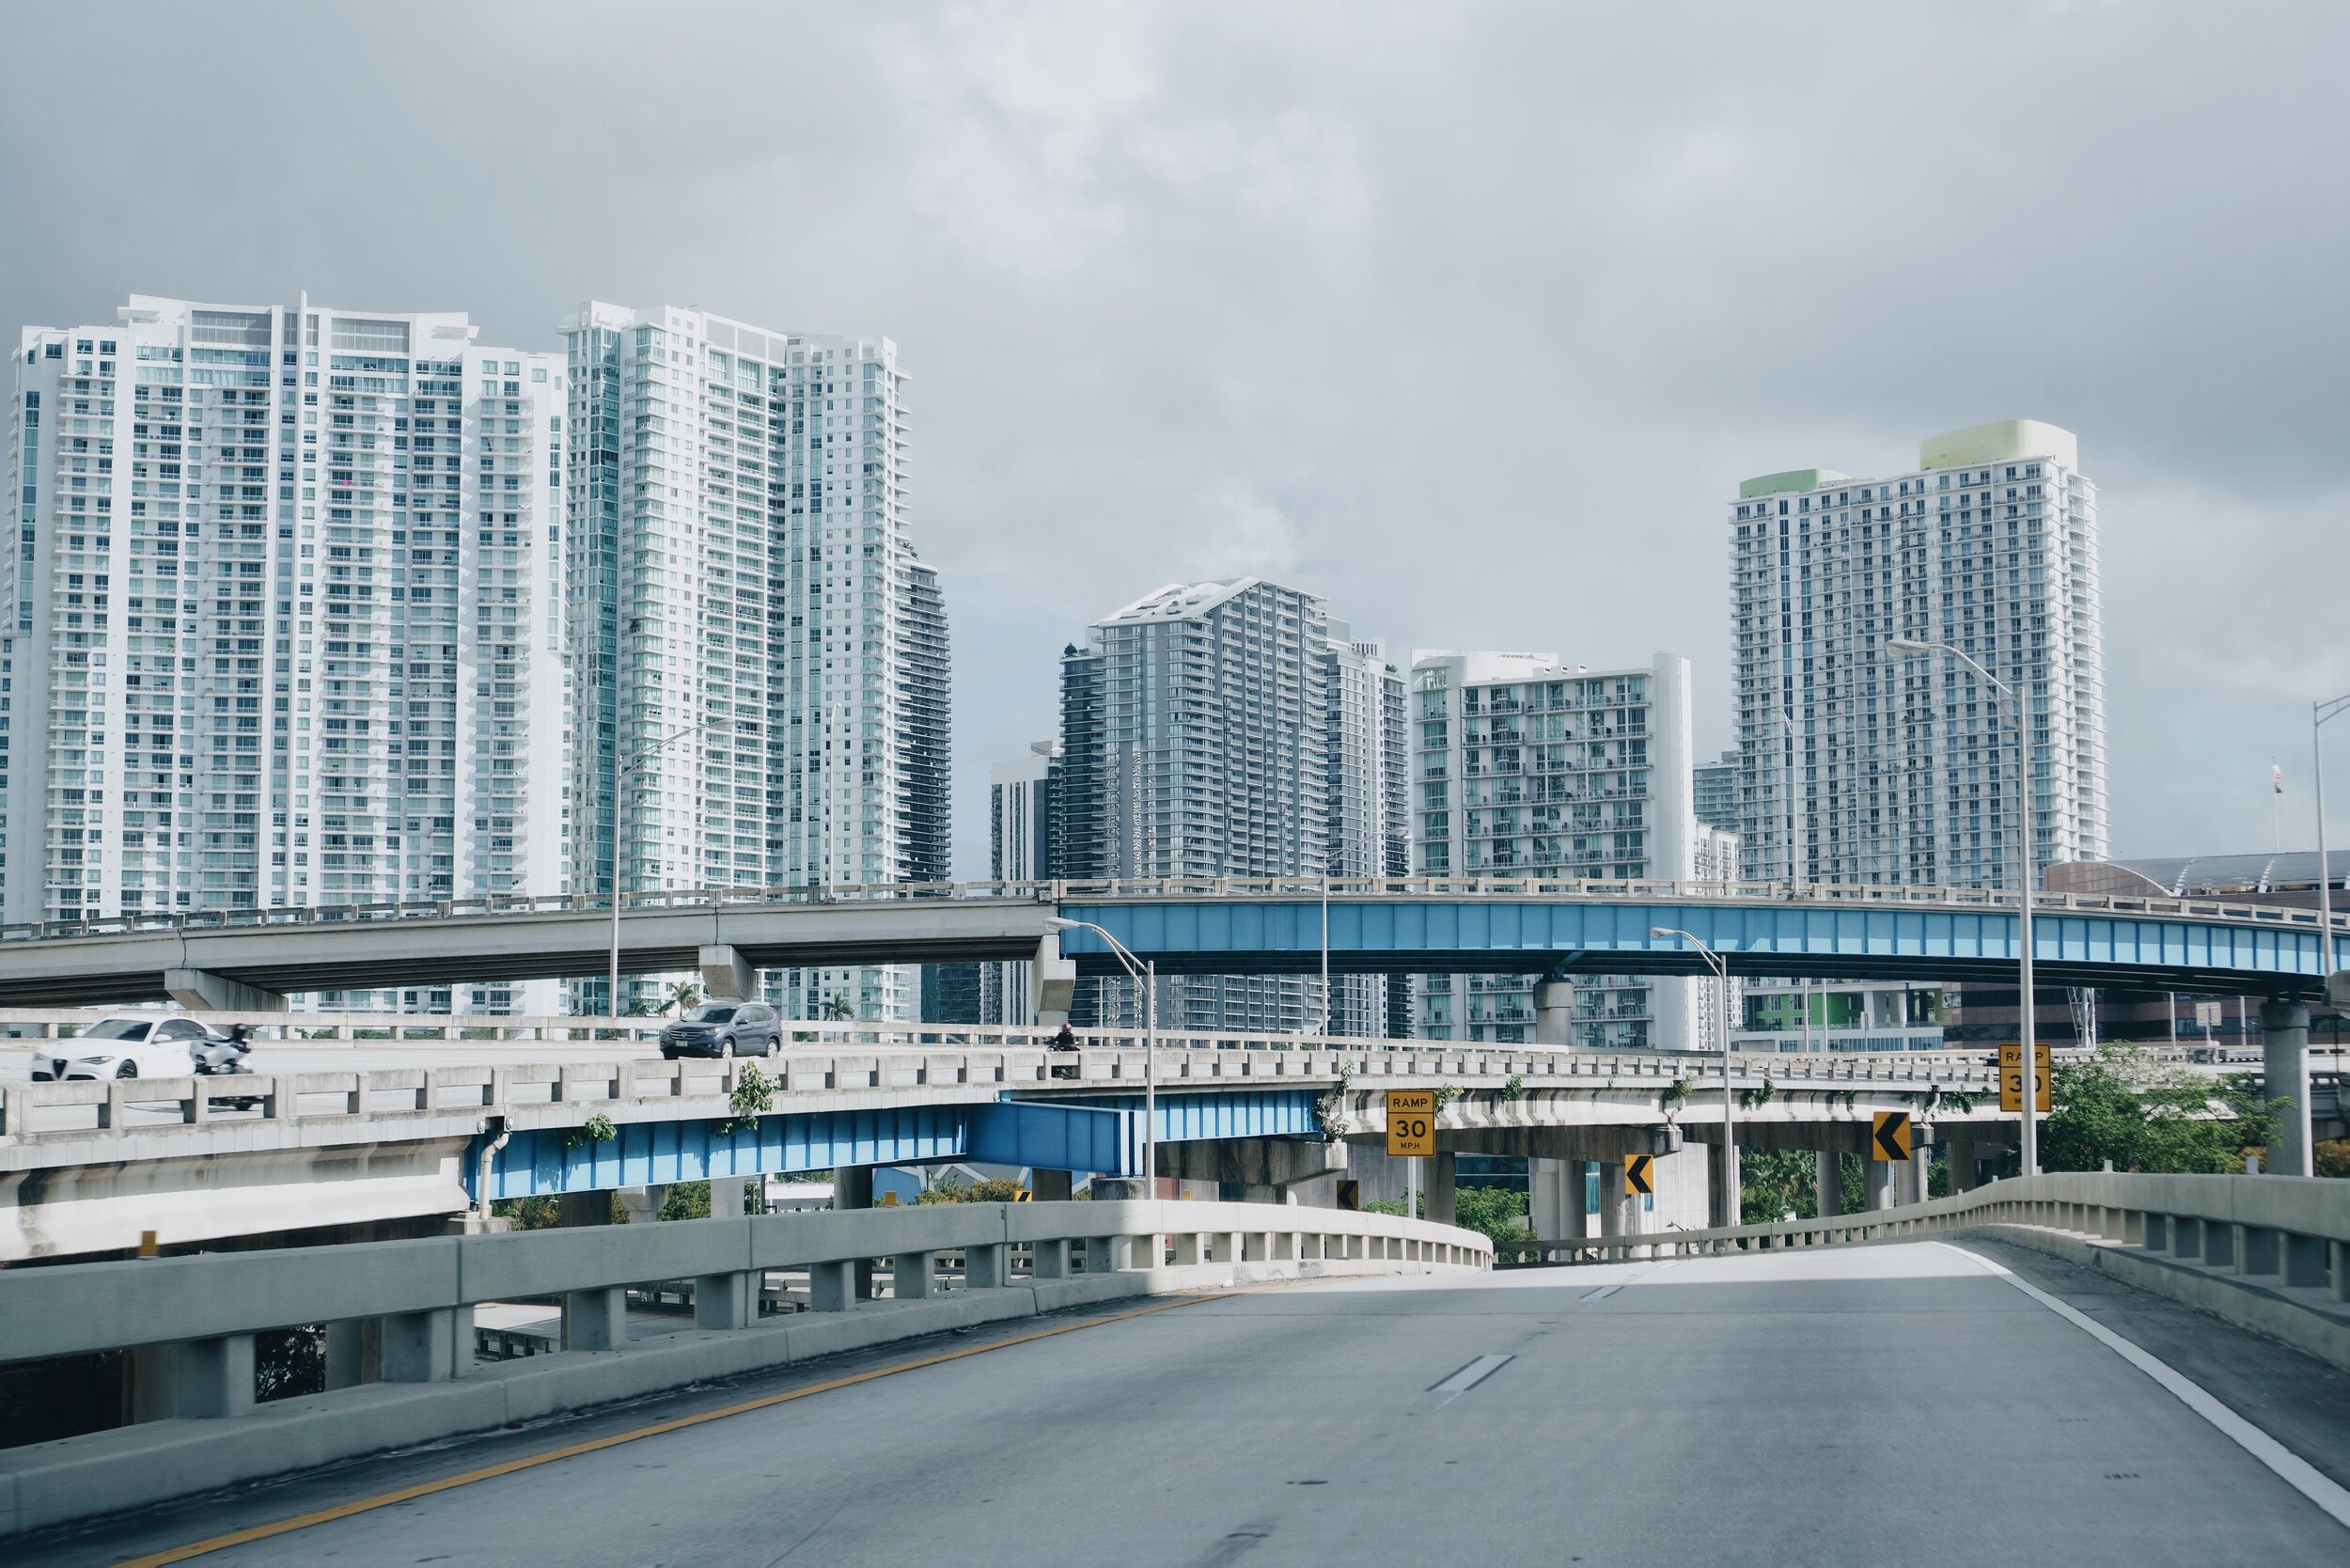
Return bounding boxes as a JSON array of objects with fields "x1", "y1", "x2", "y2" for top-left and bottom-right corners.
[
  {"x1": 2041, "y1": 1043, "x2": 2283, "y2": 1174},
  {"x1": 1366, "y1": 1185, "x2": 1534, "y2": 1252},
  {"x1": 822, "y1": 993, "x2": 855, "y2": 1022},
  {"x1": 915, "y1": 1176, "x2": 1030, "y2": 1204},
  {"x1": 663, "y1": 980, "x2": 701, "y2": 1016}
]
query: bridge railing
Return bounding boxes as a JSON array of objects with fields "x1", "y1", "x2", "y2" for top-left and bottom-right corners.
[
  {"x1": 1518, "y1": 1170, "x2": 2350, "y2": 1282},
  {"x1": 2, "y1": 875, "x2": 2343, "y2": 942},
  {"x1": 0, "y1": 1200, "x2": 1489, "y2": 1539},
  {"x1": 2, "y1": 1038, "x2": 2032, "y2": 1149}
]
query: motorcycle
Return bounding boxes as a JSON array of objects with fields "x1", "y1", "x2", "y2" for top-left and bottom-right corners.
[{"x1": 190, "y1": 1022, "x2": 262, "y2": 1110}]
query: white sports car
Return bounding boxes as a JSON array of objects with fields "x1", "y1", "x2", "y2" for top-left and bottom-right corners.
[{"x1": 30, "y1": 1015, "x2": 211, "y2": 1081}]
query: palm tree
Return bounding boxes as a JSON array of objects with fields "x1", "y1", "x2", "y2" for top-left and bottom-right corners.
[
  {"x1": 664, "y1": 980, "x2": 701, "y2": 1016},
  {"x1": 822, "y1": 993, "x2": 854, "y2": 1023}
]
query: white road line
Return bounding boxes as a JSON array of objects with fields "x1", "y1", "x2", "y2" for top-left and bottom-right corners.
[
  {"x1": 1579, "y1": 1285, "x2": 1622, "y2": 1301},
  {"x1": 1429, "y1": 1354, "x2": 1514, "y2": 1394},
  {"x1": 1936, "y1": 1242, "x2": 2350, "y2": 1531}
]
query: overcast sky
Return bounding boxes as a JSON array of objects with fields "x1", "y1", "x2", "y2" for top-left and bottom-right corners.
[{"x1": 5, "y1": 1, "x2": 2346, "y2": 875}]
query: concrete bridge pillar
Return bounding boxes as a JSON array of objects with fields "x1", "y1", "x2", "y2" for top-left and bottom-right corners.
[
  {"x1": 1535, "y1": 980, "x2": 1575, "y2": 1046},
  {"x1": 1815, "y1": 1151, "x2": 1843, "y2": 1217},
  {"x1": 616, "y1": 1185, "x2": 667, "y2": 1225},
  {"x1": 711, "y1": 1176, "x2": 749, "y2": 1218},
  {"x1": 1865, "y1": 1160, "x2": 1897, "y2": 1211},
  {"x1": 1423, "y1": 1151, "x2": 1457, "y2": 1229},
  {"x1": 163, "y1": 967, "x2": 288, "y2": 1013},
  {"x1": 698, "y1": 944, "x2": 754, "y2": 1002},
  {"x1": 1944, "y1": 1139, "x2": 1978, "y2": 1194},
  {"x1": 834, "y1": 1167, "x2": 876, "y2": 1300},
  {"x1": 2262, "y1": 1000, "x2": 2311, "y2": 1178},
  {"x1": 556, "y1": 1190, "x2": 611, "y2": 1227},
  {"x1": 1033, "y1": 935, "x2": 1076, "y2": 1027},
  {"x1": 1030, "y1": 1168, "x2": 1074, "y2": 1202},
  {"x1": 1528, "y1": 1157, "x2": 1583, "y2": 1242},
  {"x1": 1709, "y1": 1140, "x2": 1743, "y2": 1230},
  {"x1": 1594, "y1": 1157, "x2": 1633, "y2": 1238}
]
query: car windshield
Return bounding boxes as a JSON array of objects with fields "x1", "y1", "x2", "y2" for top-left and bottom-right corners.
[
  {"x1": 81, "y1": 1019, "x2": 153, "y2": 1042},
  {"x1": 682, "y1": 1005, "x2": 739, "y2": 1024}
]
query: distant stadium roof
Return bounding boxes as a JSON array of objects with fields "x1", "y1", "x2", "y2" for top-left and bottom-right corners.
[{"x1": 2046, "y1": 853, "x2": 2344, "y2": 900}]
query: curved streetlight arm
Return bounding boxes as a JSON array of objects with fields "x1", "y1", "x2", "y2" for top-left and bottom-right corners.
[
  {"x1": 1652, "y1": 927, "x2": 1738, "y2": 1226},
  {"x1": 1047, "y1": 917, "x2": 1156, "y2": 1191}
]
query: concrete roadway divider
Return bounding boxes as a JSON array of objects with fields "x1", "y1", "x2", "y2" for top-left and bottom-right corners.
[{"x1": 0, "y1": 1200, "x2": 1490, "y2": 1541}]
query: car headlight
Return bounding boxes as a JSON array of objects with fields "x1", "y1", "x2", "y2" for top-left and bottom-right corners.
[{"x1": 75, "y1": 1054, "x2": 118, "y2": 1064}]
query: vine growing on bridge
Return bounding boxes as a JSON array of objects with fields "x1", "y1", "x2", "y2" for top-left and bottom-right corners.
[{"x1": 716, "y1": 1064, "x2": 776, "y2": 1136}]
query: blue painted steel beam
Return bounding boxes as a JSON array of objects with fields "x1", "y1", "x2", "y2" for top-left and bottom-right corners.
[
  {"x1": 1021, "y1": 1090, "x2": 1323, "y2": 1146},
  {"x1": 473, "y1": 1098, "x2": 1136, "y2": 1200},
  {"x1": 1057, "y1": 899, "x2": 2329, "y2": 998}
]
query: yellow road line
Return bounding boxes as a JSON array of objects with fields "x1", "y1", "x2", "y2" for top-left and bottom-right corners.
[{"x1": 114, "y1": 1292, "x2": 1237, "y2": 1567}]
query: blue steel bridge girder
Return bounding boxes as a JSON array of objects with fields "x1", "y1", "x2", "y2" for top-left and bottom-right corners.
[
  {"x1": 473, "y1": 1098, "x2": 1137, "y2": 1201},
  {"x1": 1056, "y1": 898, "x2": 2331, "y2": 1000}
]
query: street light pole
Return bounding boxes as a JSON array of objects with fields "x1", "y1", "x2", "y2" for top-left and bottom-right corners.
[
  {"x1": 1049, "y1": 917, "x2": 1155, "y2": 1193},
  {"x1": 609, "y1": 719, "x2": 720, "y2": 1023},
  {"x1": 1653, "y1": 927, "x2": 1735, "y2": 1227},
  {"x1": 2301, "y1": 694, "x2": 2350, "y2": 1180},
  {"x1": 1889, "y1": 638, "x2": 2037, "y2": 1176}
]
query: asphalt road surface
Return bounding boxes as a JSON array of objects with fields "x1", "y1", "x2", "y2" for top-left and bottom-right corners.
[{"x1": 28, "y1": 1241, "x2": 2350, "y2": 1566}]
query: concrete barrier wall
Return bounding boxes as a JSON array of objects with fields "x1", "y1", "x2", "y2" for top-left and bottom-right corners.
[
  {"x1": 1535, "y1": 1170, "x2": 2350, "y2": 1372},
  {"x1": 0, "y1": 1200, "x2": 1486, "y2": 1540}
]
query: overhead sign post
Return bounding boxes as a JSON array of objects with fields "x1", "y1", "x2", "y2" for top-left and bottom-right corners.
[
  {"x1": 1386, "y1": 1090, "x2": 1436, "y2": 1158},
  {"x1": 1998, "y1": 1043, "x2": 2053, "y2": 1113},
  {"x1": 1623, "y1": 1152, "x2": 1654, "y2": 1196},
  {"x1": 1870, "y1": 1110, "x2": 1913, "y2": 1163}
]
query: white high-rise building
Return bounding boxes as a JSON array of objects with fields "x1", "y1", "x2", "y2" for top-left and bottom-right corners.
[
  {"x1": 2, "y1": 295, "x2": 567, "y2": 1008},
  {"x1": 1324, "y1": 627, "x2": 1408, "y2": 1037},
  {"x1": 984, "y1": 740, "x2": 1058, "y2": 1024},
  {"x1": 1728, "y1": 418, "x2": 2107, "y2": 890},
  {"x1": 562, "y1": 303, "x2": 923, "y2": 1018},
  {"x1": 1410, "y1": 651, "x2": 1698, "y2": 1050}
]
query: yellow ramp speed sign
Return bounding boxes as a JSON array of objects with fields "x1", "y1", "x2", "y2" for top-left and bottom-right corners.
[
  {"x1": 1386, "y1": 1090, "x2": 1436, "y2": 1157},
  {"x1": 1998, "y1": 1043, "x2": 2054, "y2": 1112}
]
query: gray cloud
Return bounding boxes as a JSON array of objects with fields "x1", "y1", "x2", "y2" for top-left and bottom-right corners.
[{"x1": 4, "y1": 0, "x2": 2344, "y2": 872}]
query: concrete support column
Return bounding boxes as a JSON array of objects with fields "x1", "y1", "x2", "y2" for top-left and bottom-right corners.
[
  {"x1": 697, "y1": 944, "x2": 754, "y2": 1002},
  {"x1": 1594, "y1": 1158, "x2": 1632, "y2": 1237},
  {"x1": 564, "y1": 1286, "x2": 628, "y2": 1351},
  {"x1": 1866, "y1": 1160, "x2": 1897, "y2": 1211},
  {"x1": 163, "y1": 967, "x2": 289, "y2": 1013},
  {"x1": 1424, "y1": 1151, "x2": 1457, "y2": 1229},
  {"x1": 1030, "y1": 1168, "x2": 1074, "y2": 1202},
  {"x1": 1534, "y1": 980, "x2": 1575, "y2": 1046},
  {"x1": 1944, "y1": 1139, "x2": 1977, "y2": 1195},
  {"x1": 710, "y1": 1176, "x2": 748, "y2": 1219},
  {"x1": 893, "y1": 1251, "x2": 935, "y2": 1300},
  {"x1": 965, "y1": 1243, "x2": 1008, "y2": 1289},
  {"x1": 1528, "y1": 1156, "x2": 1580, "y2": 1242},
  {"x1": 696, "y1": 1271, "x2": 754, "y2": 1329},
  {"x1": 1709, "y1": 1140, "x2": 1743, "y2": 1230},
  {"x1": 834, "y1": 1168, "x2": 876, "y2": 1300},
  {"x1": 1033, "y1": 935, "x2": 1076, "y2": 1027},
  {"x1": 379, "y1": 1308, "x2": 467, "y2": 1382},
  {"x1": 1815, "y1": 1151, "x2": 1843, "y2": 1217},
  {"x1": 2261, "y1": 1000, "x2": 2311, "y2": 1178},
  {"x1": 616, "y1": 1185, "x2": 667, "y2": 1225}
]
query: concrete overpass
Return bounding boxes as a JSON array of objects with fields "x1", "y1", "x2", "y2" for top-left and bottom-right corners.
[
  {"x1": 4, "y1": 1171, "x2": 2346, "y2": 1556},
  {"x1": 0, "y1": 876, "x2": 2341, "y2": 1009},
  {"x1": 8, "y1": 1014, "x2": 2339, "y2": 1262}
]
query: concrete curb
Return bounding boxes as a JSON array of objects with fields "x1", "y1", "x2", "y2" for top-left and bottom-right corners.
[
  {"x1": 1955, "y1": 1223, "x2": 2350, "y2": 1373},
  {"x1": 0, "y1": 1258, "x2": 1465, "y2": 1541}
]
